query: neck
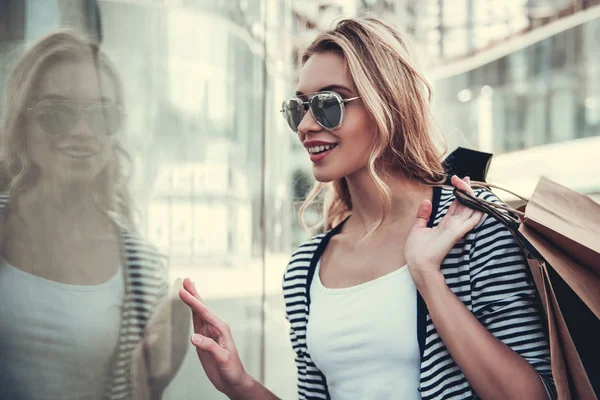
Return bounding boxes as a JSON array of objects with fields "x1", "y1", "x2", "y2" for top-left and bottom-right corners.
[
  {"x1": 344, "y1": 166, "x2": 433, "y2": 232},
  {"x1": 21, "y1": 177, "x2": 103, "y2": 221}
]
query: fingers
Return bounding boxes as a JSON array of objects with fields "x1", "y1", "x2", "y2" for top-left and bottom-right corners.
[
  {"x1": 468, "y1": 209, "x2": 484, "y2": 226},
  {"x1": 183, "y1": 278, "x2": 201, "y2": 300},
  {"x1": 178, "y1": 289, "x2": 217, "y2": 325},
  {"x1": 178, "y1": 288, "x2": 235, "y2": 347},
  {"x1": 179, "y1": 280, "x2": 225, "y2": 334},
  {"x1": 451, "y1": 175, "x2": 474, "y2": 195},
  {"x1": 452, "y1": 209, "x2": 484, "y2": 237},
  {"x1": 445, "y1": 198, "x2": 458, "y2": 217},
  {"x1": 191, "y1": 334, "x2": 229, "y2": 365},
  {"x1": 441, "y1": 176, "x2": 479, "y2": 225},
  {"x1": 413, "y1": 200, "x2": 432, "y2": 229},
  {"x1": 450, "y1": 175, "x2": 475, "y2": 218}
]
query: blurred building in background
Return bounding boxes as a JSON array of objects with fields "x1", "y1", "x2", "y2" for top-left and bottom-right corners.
[{"x1": 427, "y1": 0, "x2": 600, "y2": 201}]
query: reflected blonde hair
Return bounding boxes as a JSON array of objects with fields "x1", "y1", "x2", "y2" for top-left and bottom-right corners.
[
  {"x1": 299, "y1": 17, "x2": 446, "y2": 233},
  {"x1": 0, "y1": 29, "x2": 135, "y2": 230}
]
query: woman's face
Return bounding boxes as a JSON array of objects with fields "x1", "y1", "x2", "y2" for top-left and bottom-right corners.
[
  {"x1": 23, "y1": 60, "x2": 119, "y2": 187},
  {"x1": 296, "y1": 51, "x2": 376, "y2": 183}
]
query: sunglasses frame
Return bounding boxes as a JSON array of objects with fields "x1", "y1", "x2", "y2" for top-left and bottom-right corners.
[
  {"x1": 25, "y1": 99, "x2": 124, "y2": 136},
  {"x1": 280, "y1": 91, "x2": 360, "y2": 133}
]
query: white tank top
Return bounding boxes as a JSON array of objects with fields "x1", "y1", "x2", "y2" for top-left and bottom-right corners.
[
  {"x1": 307, "y1": 261, "x2": 421, "y2": 400},
  {"x1": 0, "y1": 258, "x2": 124, "y2": 400}
]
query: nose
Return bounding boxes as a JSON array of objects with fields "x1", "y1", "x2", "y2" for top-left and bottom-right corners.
[
  {"x1": 68, "y1": 110, "x2": 94, "y2": 137},
  {"x1": 297, "y1": 108, "x2": 323, "y2": 143}
]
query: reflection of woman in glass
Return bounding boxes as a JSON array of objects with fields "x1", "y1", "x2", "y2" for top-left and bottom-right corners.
[
  {"x1": 179, "y1": 17, "x2": 556, "y2": 400},
  {"x1": 0, "y1": 30, "x2": 185, "y2": 399}
]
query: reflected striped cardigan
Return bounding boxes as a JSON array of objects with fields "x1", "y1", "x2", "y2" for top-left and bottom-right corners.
[
  {"x1": 283, "y1": 187, "x2": 556, "y2": 400},
  {"x1": 0, "y1": 195, "x2": 168, "y2": 400}
]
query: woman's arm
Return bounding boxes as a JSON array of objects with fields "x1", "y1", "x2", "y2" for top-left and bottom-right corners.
[
  {"x1": 416, "y1": 272, "x2": 549, "y2": 400},
  {"x1": 227, "y1": 374, "x2": 281, "y2": 400},
  {"x1": 405, "y1": 176, "x2": 552, "y2": 400}
]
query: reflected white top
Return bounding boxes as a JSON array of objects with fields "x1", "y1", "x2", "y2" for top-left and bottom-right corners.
[
  {"x1": 307, "y1": 260, "x2": 421, "y2": 400},
  {"x1": 0, "y1": 258, "x2": 124, "y2": 400}
]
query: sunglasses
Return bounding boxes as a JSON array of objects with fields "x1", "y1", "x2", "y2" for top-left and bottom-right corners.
[
  {"x1": 280, "y1": 91, "x2": 360, "y2": 133},
  {"x1": 26, "y1": 99, "x2": 124, "y2": 136}
]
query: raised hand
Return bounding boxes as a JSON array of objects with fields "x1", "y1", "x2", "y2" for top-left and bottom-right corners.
[
  {"x1": 178, "y1": 278, "x2": 251, "y2": 399},
  {"x1": 405, "y1": 176, "x2": 484, "y2": 289}
]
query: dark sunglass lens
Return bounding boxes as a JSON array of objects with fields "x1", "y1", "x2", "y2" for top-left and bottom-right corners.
[
  {"x1": 90, "y1": 105, "x2": 123, "y2": 136},
  {"x1": 35, "y1": 102, "x2": 76, "y2": 135},
  {"x1": 283, "y1": 98, "x2": 305, "y2": 132},
  {"x1": 310, "y1": 93, "x2": 342, "y2": 129}
]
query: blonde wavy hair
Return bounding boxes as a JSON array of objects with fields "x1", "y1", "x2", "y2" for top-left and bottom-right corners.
[
  {"x1": 0, "y1": 29, "x2": 135, "y2": 230},
  {"x1": 299, "y1": 17, "x2": 447, "y2": 233}
]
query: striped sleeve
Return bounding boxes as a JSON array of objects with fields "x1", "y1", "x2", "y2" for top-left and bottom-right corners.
[
  {"x1": 105, "y1": 234, "x2": 171, "y2": 399},
  {"x1": 469, "y1": 191, "x2": 556, "y2": 399}
]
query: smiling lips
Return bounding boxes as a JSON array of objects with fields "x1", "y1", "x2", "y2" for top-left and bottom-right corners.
[
  {"x1": 304, "y1": 141, "x2": 338, "y2": 163},
  {"x1": 57, "y1": 145, "x2": 97, "y2": 159},
  {"x1": 307, "y1": 143, "x2": 336, "y2": 154}
]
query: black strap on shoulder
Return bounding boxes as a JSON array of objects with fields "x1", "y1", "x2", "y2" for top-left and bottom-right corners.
[{"x1": 305, "y1": 217, "x2": 349, "y2": 308}]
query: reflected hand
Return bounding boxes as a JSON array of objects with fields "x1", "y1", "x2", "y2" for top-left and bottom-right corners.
[
  {"x1": 132, "y1": 279, "x2": 191, "y2": 400},
  {"x1": 405, "y1": 176, "x2": 484, "y2": 289},
  {"x1": 178, "y1": 278, "x2": 250, "y2": 399}
]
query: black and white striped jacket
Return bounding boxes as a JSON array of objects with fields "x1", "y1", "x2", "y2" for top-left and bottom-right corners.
[
  {"x1": 0, "y1": 195, "x2": 169, "y2": 400},
  {"x1": 283, "y1": 187, "x2": 556, "y2": 400}
]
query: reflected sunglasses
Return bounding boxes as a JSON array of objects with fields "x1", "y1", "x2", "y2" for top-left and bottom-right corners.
[
  {"x1": 26, "y1": 99, "x2": 124, "y2": 136},
  {"x1": 280, "y1": 91, "x2": 360, "y2": 133}
]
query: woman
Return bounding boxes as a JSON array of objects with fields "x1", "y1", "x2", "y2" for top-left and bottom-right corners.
[
  {"x1": 178, "y1": 17, "x2": 555, "y2": 400},
  {"x1": 0, "y1": 30, "x2": 186, "y2": 399}
]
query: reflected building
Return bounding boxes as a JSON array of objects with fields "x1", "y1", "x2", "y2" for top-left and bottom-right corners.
[
  {"x1": 31, "y1": 0, "x2": 296, "y2": 268},
  {"x1": 0, "y1": 1, "x2": 298, "y2": 399},
  {"x1": 148, "y1": 143, "x2": 253, "y2": 267},
  {"x1": 96, "y1": 5, "x2": 298, "y2": 396}
]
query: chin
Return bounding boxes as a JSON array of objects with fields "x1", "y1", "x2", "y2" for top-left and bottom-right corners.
[
  {"x1": 312, "y1": 167, "x2": 342, "y2": 183},
  {"x1": 55, "y1": 167, "x2": 105, "y2": 185},
  {"x1": 312, "y1": 159, "x2": 367, "y2": 183}
]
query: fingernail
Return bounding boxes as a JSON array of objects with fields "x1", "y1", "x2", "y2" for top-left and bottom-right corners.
[{"x1": 191, "y1": 334, "x2": 202, "y2": 344}]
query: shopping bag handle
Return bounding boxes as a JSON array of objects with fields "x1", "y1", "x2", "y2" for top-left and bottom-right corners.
[
  {"x1": 440, "y1": 182, "x2": 546, "y2": 267},
  {"x1": 469, "y1": 181, "x2": 530, "y2": 203},
  {"x1": 435, "y1": 182, "x2": 523, "y2": 231},
  {"x1": 438, "y1": 181, "x2": 528, "y2": 220}
]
